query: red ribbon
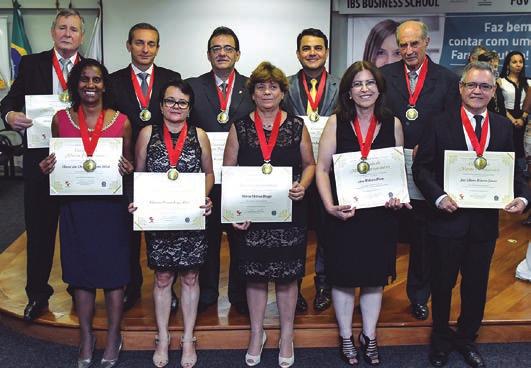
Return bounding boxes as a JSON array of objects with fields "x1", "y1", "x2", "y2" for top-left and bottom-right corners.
[
  {"x1": 214, "y1": 69, "x2": 235, "y2": 111},
  {"x1": 163, "y1": 122, "x2": 188, "y2": 168},
  {"x1": 253, "y1": 110, "x2": 282, "y2": 162},
  {"x1": 352, "y1": 115, "x2": 378, "y2": 159},
  {"x1": 460, "y1": 106, "x2": 489, "y2": 157},
  {"x1": 78, "y1": 108, "x2": 105, "y2": 157},
  {"x1": 52, "y1": 52, "x2": 80, "y2": 91},
  {"x1": 404, "y1": 61, "x2": 428, "y2": 107},
  {"x1": 302, "y1": 69, "x2": 327, "y2": 113},
  {"x1": 130, "y1": 66, "x2": 155, "y2": 110}
]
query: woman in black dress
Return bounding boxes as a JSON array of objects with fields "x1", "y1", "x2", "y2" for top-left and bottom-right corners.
[
  {"x1": 316, "y1": 61, "x2": 408, "y2": 366},
  {"x1": 223, "y1": 62, "x2": 315, "y2": 367},
  {"x1": 132, "y1": 79, "x2": 213, "y2": 368}
]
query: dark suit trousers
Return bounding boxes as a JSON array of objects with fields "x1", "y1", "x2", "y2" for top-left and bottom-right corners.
[
  {"x1": 430, "y1": 234, "x2": 496, "y2": 348},
  {"x1": 199, "y1": 184, "x2": 246, "y2": 305},
  {"x1": 24, "y1": 171, "x2": 59, "y2": 302},
  {"x1": 403, "y1": 200, "x2": 431, "y2": 305}
]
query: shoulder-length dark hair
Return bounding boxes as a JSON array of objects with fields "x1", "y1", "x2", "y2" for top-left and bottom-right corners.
[
  {"x1": 500, "y1": 50, "x2": 528, "y2": 93},
  {"x1": 67, "y1": 58, "x2": 110, "y2": 111},
  {"x1": 158, "y1": 78, "x2": 195, "y2": 110},
  {"x1": 335, "y1": 61, "x2": 391, "y2": 123},
  {"x1": 363, "y1": 19, "x2": 399, "y2": 65}
]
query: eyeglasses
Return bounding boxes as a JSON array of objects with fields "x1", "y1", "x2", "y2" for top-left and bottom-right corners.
[
  {"x1": 163, "y1": 98, "x2": 190, "y2": 109},
  {"x1": 209, "y1": 45, "x2": 236, "y2": 54},
  {"x1": 351, "y1": 79, "x2": 377, "y2": 89},
  {"x1": 461, "y1": 82, "x2": 494, "y2": 92}
]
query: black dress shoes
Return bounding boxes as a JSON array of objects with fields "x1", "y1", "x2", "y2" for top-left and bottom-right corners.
[
  {"x1": 412, "y1": 303, "x2": 429, "y2": 320},
  {"x1": 457, "y1": 345, "x2": 486, "y2": 368},
  {"x1": 313, "y1": 288, "x2": 332, "y2": 312},
  {"x1": 23, "y1": 299, "x2": 49, "y2": 321},
  {"x1": 197, "y1": 301, "x2": 215, "y2": 314},
  {"x1": 429, "y1": 349, "x2": 450, "y2": 367},
  {"x1": 123, "y1": 291, "x2": 141, "y2": 312},
  {"x1": 295, "y1": 291, "x2": 308, "y2": 313},
  {"x1": 170, "y1": 292, "x2": 179, "y2": 313}
]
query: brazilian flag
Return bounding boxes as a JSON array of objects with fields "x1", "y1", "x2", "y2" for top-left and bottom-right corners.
[{"x1": 10, "y1": 0, "x2": 32, "y2": 80}]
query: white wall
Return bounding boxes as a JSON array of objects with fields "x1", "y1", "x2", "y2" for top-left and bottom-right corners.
[{"x1": 102, "y1": 0, "x2": 331, "y2": 78}]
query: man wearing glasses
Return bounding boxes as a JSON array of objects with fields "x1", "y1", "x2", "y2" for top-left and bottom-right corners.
[
  {"x1": 107, "y1": 22, "x2": 181, "y2": 312},
  {"x1": 412, "y1": 61, "x2": 529, "y2": 368},
  {"x1": 187, "y1": 26, "x2": 254, "y2": 315},
  {"x1": 380, "y1": 20, "x2": 460, "y2": 322}
]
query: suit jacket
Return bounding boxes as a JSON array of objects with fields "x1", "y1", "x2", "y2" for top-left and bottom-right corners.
[
  {"x1": 380, "y1": 57, "x2": 461, "y2": 149},
  {"x1": 0, "y1": 49, "x2": 83, "y2": 179},
  {"x1": 107, "y1": 64, "x2": 181, "y2": 143},
  {"x1": 186, "y1": 70, "x2": 254, "y2": 132},
  {"x1": 284, "y1": 70, "x2": 339, "y2": 117},
  {"x1": 412, "y1": 108, "x2": 530, "y2": 241}
]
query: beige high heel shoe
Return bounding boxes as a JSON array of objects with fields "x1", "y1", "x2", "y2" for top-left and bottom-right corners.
[
  {"x1": 153, "y1": 331, "x2": 171, "y2": 367},
  {"x1": 278, "y1": 339, "x2": 294, "y2": 368},
  {"x1": 245, "y1": 330, "x2": 267, "y2": 366},
  {"x1": 180, "y1": 335, "x2": 197, "y2": 368}
]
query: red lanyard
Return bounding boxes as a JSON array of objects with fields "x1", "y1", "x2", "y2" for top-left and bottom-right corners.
[
  {"x1": 78, "y1": 108, "x2": 105, "y2": 157},
  {"x1": 253, "y1": 110, "x2": 282, "y2": 162},
  {"x1": 352, "y1": 115, "x2": 377, "y2": 159},
  {"x1": 163, "y1": 122, "x2": 188, "y2": 168}
]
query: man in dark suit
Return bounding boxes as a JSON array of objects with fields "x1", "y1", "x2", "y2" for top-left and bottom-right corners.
[
  {"x1": 412, "y1": 62, "x2": 530, "y2": 368},
  {"x1": 284, "y1": 28, "x2": 339, "y2": 313},
  {"x1": 380, "y1": 20, "x2": 460, "y2": 321},
  {"x1": 0, "y1": 8, "x2": 84, "y2": 321},
  {"x1": 186, "y1": 26, "x2": 254, "y2": 314},
  {"x1": 107, "y1": 23, "x2": 181, "y2": 312}
]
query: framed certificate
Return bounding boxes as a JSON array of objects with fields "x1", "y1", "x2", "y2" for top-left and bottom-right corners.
[
  {"x1": 133, "y1": 172, "x2": 206, "y2": 231},
  {"x1": 205, "y1": 132, "x2": 228, "y2": 184},
  {"x1": 444, "y1": 150, "x2": 514, "y2": 209},
  {"x1": 49, "y1": 137, "x2": 123, "y2": 196},
  {"x1": 333, "y1": 146, "x2": 410, "y2": 209},
  {"x1": 300, "y1": 115, "x2": 328, "y2": 160},
  {"x1": 221, "y1": 166, "x2": 292, "y2": 223},
  {"x1": 404, "y1": 148, "x2": 425, "y2": 200},
  {"x1": 25, "y1": 95, "x2": 70, "y2": 148}
]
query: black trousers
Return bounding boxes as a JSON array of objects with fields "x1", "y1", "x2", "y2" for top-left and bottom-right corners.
[
  {"x1": 401, "y1": 200, "x2": 431, "y2": 305},
  {"x1": 24, "y1": 175, "x2": 59, "y2": 302},
  {"x1": 126, "y1": 230, "x2": 143, "y2": 294},
  {"x1": 199, "y1": 184, "x2": 246, "y2": 305},
  {"x1": 430, "y1": 234, "x2": 496, "y2": 350}
]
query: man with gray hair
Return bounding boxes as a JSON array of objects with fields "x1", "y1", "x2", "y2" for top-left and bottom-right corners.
[
  {"x1": 0, "y1": 8, "x2": 84, "y2": 321},
  {"x1": 413, "y1": 62, "x2": 529, "y2": 367}
]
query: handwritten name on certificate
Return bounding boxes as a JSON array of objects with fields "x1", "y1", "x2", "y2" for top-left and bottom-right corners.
[
  {"x1": 221, "y1": 166, "x2": 292, "y2": 223},
  {"x1": 49, "y1": 137, "x2": 122, "y2": 196},
  {"x1": 404, "y1": 148, "x2": 425, "y2": 200},
  {"x1": 300, "y1": 115, "x2": 328, "y2": 160},
  {"x1": 333, "y1": 146, "x2": 410, "y2": 209},
  {"x1": 206, "y1": 132, "x2": 228, "y2": 184},
  {"x1": 444, "y1": 150, "x2": 514, "y2": 209},
  {"x1": 133, "y1": 172, "x2": 205, "y2": 231},
  {"x1": 25, "y1": 95, "x2": 70, "y2": 148}
]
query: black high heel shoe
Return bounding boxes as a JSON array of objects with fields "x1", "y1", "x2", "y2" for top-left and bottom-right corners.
[
  {"x1": 339, "y1": 336, "x2": 359, "y2": 365},
  {"x1": 358, "y1": 332, "x2": 380, "y2": 366}
]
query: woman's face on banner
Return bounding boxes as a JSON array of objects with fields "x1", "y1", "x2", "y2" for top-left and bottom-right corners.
[{"x1": 374, "y1": 34, "x2": 401, "y2": 68}]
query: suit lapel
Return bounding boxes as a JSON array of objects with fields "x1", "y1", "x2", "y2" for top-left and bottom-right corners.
[
  {"x1": 40, "y1": 50, "x2": 54, "y2": 92},
  {"x1": 288, "y1": 73, "x2": 305, "y2": 115},
  {"x1": 449, "y1": 109, "x2": 468, "y2": 150},
  {"x1": 229, "y1": 72, "x2": 247, "y2": 116},
  {"x1": 390, "y1": 62, "x2": 409, "y2": 101},
  {"x1": 123, "y1": 65, "x2": 140, "y2": 112},
  {"x1": 202, "y1": 72, "x2": 221, "y2": 114},
  {"x1": 321, "y1": 73, "x2": 338, "y2": 115},
  {"x1": 148, "y1": 65, "x2": 162, "y2": 113}
]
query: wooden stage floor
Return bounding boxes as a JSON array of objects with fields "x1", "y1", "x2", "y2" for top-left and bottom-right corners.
[{"x1": 0, "y1": 212, "x2": 529, "y2": 350}]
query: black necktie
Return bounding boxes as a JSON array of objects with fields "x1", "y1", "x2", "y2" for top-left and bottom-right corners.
[{"x1": 474, "y1": 115, "x2": 483, "y2": 140}]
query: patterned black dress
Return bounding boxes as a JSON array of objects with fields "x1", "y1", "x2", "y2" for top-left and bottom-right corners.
[
  {"x1": 234, "y1": 114, "x2": 307, "y2": 283},
  {"x1": 144, "y1": 124, "x2": 207, "y2": 272}
]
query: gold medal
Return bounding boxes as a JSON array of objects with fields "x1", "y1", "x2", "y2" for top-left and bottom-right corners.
[
  {"x1": 405, "y1": 107, "x2": 418, "y2": 121},
  {"x1": 474, "y1": 156, "x2": 487, "y2": 170},
  {"x1": 167, "y1": 167, "x2": 179, "y2": 180},
  {"x1": 357, "y1": 160, "x2": 370, "y2": 174},
  {"x1": 308, "y1": 111, "x2": 320, "y2": 122},
  {"x1": 217, "y1": 110, "x2": 229, "y2": 124},
  {"x1": 139, "y1": 109, "x2": 152, "y2": 122},
  {"x1": 59, "y1": 90, "x2": 70, "y2": 103},
  {"x1": 261, "y1": 162, "x2": 273, "y2": 175},
  {"x1": 83, "y1": 158, "x2": 96, "y2": 172}
]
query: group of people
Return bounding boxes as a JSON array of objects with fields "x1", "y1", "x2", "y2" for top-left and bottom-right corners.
[{"x1": 0, "y1": 8, "x2": 529, "y2": 368}]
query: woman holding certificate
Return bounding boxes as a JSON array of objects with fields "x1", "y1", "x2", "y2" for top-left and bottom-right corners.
[
  {"x1": 39, "y1": 58, "x2": 134, "y2": 368},
  {"x1": 223, "y1": 61, "x2": 315, "y2": 368},
  {"x1": 132, "y1": 79, "x2": 213, "y2": 368},
  {"x1": 316, "y1": 61, "x2": 406, "y2": 366}
]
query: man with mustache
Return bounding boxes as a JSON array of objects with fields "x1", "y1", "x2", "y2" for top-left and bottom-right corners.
[
  {"x1": 0, "y1": 8, "x2": 84, "y2": 321},
  {"x1": 380, "y1": 20, "x2": 460, "y2": 322},
  {"x1": 186, "y1": 26, "x2": 254, "y2": 314},
  {"x1": 284, "y1": 28, "x2": 339, "y2": 313}
]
